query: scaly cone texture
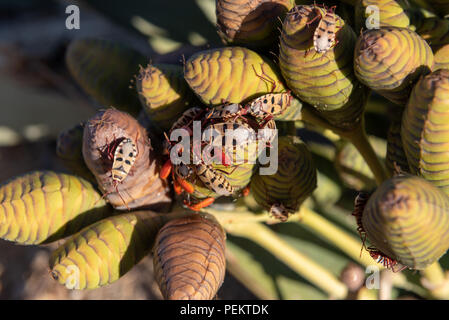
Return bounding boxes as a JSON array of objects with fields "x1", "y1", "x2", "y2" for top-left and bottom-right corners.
[
  {"x1": 354, "y1": 27, "x2": 434, "y2": 106},
  {"x1": 414, "y1": 17, "x2": 449, "y2": 50},
  {"x1": 0, "y1": 171, "x2": 111, "y2": 245},
  {"x1": 250, "y1": 136, "x2": 317, "y2": 220},
  {"x1": 50, "y1": 211, "x2": 166, "y2": 290},
  {"x1": 216, "y1": 0, "x2": 294, "y2": 47},
  {"x1": 56, "y1": 122, "x2": 96, "y2": 184},
  {"x1": 184, "y1": 46, "x2": 287, "y2": 106},
  {"x1": 279, "y1": 5, "x2": 368, "y2": 130},
  {"x1": 433, "y1": 44, "x2": 449, "y2": 71},
  {"x1": 362, "y1": 174, "x2": 449, "y2": 270},
  {"x1": 83, "y1": 109, "x2": 171, "y2": 211},
  {"x1": 66, "y1": 39, "x2": 147, "y2": 116},
  {"x1": 153, "y1": 213, "x2": 226, "y2": 300},
  {"x1": 334, "y1": 136, "x2": 386, "y2": 191},
  {"x1": 402, "y1": 69, "x2": 449, "y2": 196},
  {"x1": 136, "y1": 64, "x2": 195, "y2": 132},
  {"x1": 354, "y1": 0, "x2": 412, "y2": 33},
  {"x1": 386, "y1": 112, "x2": 410, "y2": 175}
]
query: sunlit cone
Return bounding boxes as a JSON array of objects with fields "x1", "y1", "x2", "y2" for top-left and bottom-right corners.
[
  {"x1": 335, "y1": 136, "x2": 386, "y2": 191},
  {"x1": 66, "y1": 39, "x2": 147, "y2": 116},
  {"x1": 427, "y1": 0, "x2": 449, "y2": 16},
  {"x1": 279, "y1": 5, "x2": 368, "y2": 130},
  {"x1": 360, "y1": 174, "x2": 449, "y2": 270},
  {"x1": 56, "y1": 122, "x2": 96, "y2": 184},
  {"x1": 0, "y1": 171, "x2": 111, "y2": 245},
  {"x1": 50, "y1": 211, "x2": 166, "y2": 290},
  {"x1": 414, "y1": 17, "x2": 449, "y2": 50},
  {"x1": 216, "y1": 0, "x2": 294, "y2": 47},
  {"x1": 153, "y1": 213, "x2": 226, "y2": 300},
  {"x1": 433, "y1": 44, "x2": 449, "y2": 71},
  {"x1": 385, "y1": 113, "x2": 410, "y2": 175},
  {"x1": 354, "y1": 27, "x2": 434, "y2": 106},
  {"x1": 250, "y1": 136, "x2": 317, "y2": 221},
  {"x1": 83, "y1": 109, "x2": 171, "y2": 211},
  {"x1": 402, "y1": 69, "x2": 449, "y2": 196},
  {"x1": 136, "y1": 64, "x2": 195, "y2": 132},
  {"x1": 184, "y1": 46, "x2": 287, "y2": 106},
  {"x1": 354, "y1": 0, "x2": 413, "y2": 33}
]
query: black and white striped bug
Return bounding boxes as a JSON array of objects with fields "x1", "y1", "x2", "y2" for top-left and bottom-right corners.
[
  {"x1": 111, "y1": 138, "x2": 138, "y2": 183},
  {"x1": 194, "y1": 163, "x2": 236, "y2": 196},
  {"x1": 312, "y1": 5, "x2": 339, "y2": 53},
  {"x1": 245, "y1": 92, "x2": 292, "y2": 119}
]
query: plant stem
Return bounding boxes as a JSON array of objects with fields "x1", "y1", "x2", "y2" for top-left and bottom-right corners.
[
  {"x1": 420, "y1": 262, "x2": 449, "y2": 299},
  {"x1": 208, "y1": 205, "x2": 424, "y2": 298},
  {"x1": 224, "y1": 221, "x2": 348, "y2": 299},
  {"x1": 344, "y1": 123, "x2": 389, "y2": 185},
  {"x1": 294, "y1": 207, "x2": 374, "y2": 266},
  {"x1": 300, "y1": 106, "x2": 389, "y2": 185}
]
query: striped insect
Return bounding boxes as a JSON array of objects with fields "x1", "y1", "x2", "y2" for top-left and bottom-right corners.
[
  {"x1": 203, "y1": 120, "x2": 257, "y2": 165},
  {"x1": 244, "y1": 91, "x2": 292, "y2": 122},
  {"x1": 312, "y1": 5, "x2": 340, "y2": 53},
  {"x1": 194, "y1": 163, "x2": 235, "y2": 196},
  {"x1": 183, "y1": 163, "x2": 236, "y2": 211},
  {"x1": 204, "y1": 103, "x2": 245, "y2": 122},
  {"x1": 98, "y1": 137, "x2": 138, "y2": 210}
]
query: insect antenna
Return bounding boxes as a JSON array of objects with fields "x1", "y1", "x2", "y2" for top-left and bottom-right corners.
[{"x1": 251, "y1": 64, "x2": 277, "y2": 92}]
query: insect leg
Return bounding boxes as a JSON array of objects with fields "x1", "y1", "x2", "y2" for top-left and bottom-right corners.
[{"x1": 184, "y1": 197, "x2": 215, "y2": 211}]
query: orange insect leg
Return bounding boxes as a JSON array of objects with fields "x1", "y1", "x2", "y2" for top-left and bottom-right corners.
[
  {"x1": 160, "y1": 159, "x2": 172, "y2": 179},
  {"x1": 184, "y1": 197, "x2": 215, "y2": 211},
  {"x1": 173, "y1": 179, "x2": 183, "y2": 195},
  {"x1": 177, "y1": 176, "x2": 195, "y2": 194},
  {"x1": 242, "y1": 185, "x2": 250, "y2": 197}
]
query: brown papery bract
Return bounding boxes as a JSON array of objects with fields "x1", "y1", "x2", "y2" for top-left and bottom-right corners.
[
  {"x1": 82, "y1": 108, "x2": 172, "y2": 211},
  {"x1": 153, "y1": 213, "x2": 226, "y2": 300}
]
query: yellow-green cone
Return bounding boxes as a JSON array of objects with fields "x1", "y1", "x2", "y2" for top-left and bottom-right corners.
[
  {"x1": 0, "y1": 171, "x2": 110, "y2": 245},
  {"x1": 216, "y1": 0, "x2": 294, "y2": 47},
  {"x1": 153, "y1": 213, "x2": 226, "y2": 300},
  {"x1": 136, "y1": 64, "x2": 195, "y2": 132},
  {"x1": 433, "y1": 44, "x2": 449, "y2": 71},
  {"x1": 66, "y1": 39, "x2": 147, "y2": 116},
  {"x1": 415, "y1": 17, "x2": 449, "y2": 50},
  {"x1": 355, "y1": 0, "x2": 413, "y2": 33},
  {"x1": 279, "y1": 5, "x2": 368, "y2": 130},
  {"x1": 184, "y1": 46, "x2": 287, "y2": 106},
  {"x1": 250, "y1": 136, "x2": 317, "y2": 221},
  {"x1": 354, "y1": 27, "x2": 434, "y2": 106},
  {"x1": 402, "y1": 69, "x2": 449, "y2": 196},
  {"x1": 50, "y1": 211, "x2": 165, "y2": 290},
  {"x1": 361, "y1": 174, "x2": 449, "y2": 270}
]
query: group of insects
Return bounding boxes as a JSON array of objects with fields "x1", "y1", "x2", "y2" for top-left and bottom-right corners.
[
  {"x1": 93, "y1": 3, "x2": 342, "y2": 213},
  {"x1": 159, "y1": 85, "x2": 293, "y2": 211}
]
